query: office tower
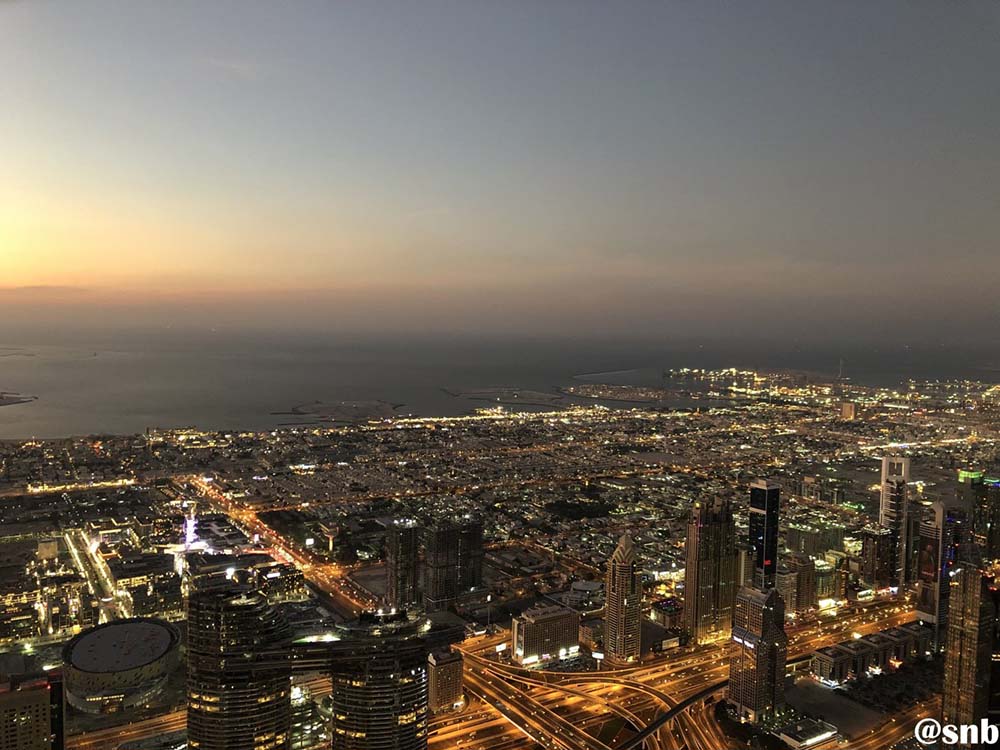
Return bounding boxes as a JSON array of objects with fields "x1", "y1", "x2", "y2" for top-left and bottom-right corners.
[
  {"x1": 511, "y1": 604, "x2": 580, "y2": 666},
  {"x1": 775, "y1": 567, "x2": 797, "y2": 617},
  {"x1": 879, "y1": 455, "x2": 918, "y2": 588},
  {"x1": 684, "y1": 498, "x2": 738, "y2": 644},
  {"x1": 736, "y1": 543, "x2": 755, "y2": 589},
  {"x1": 386, "y1": 519, "x2": 421, "y2": 610},
  {"x1": 915, "y1": 502, "x2": 965, "y2": 650},
  {"x1": 604, "y1": 534, "x2": 641, "y2": 665},
  {"x1": 839, "y1": 401, "x2": 857, "y2": 421},
  {"x1": 0, "y1": 672, "x2": 63, "y2": 750},
  {"x1": 961, "y1": 470, "x2": 1000, "y2": 562},
  {"x1": 786, "y1": 554, "x2": 817, "y2": 614},
  {"x1": 943, "y1": 563, "x2": 995, "y2": 726},
  {"x1": 813, "y1": 559, "x2": 835, "y2": 600},
  {"x1": 860, "y1": 525, "x2": 896, "y2": 590},
  {"x1": 423, "y1": 517, "x2": 483, "y2": 612},
  {"x1": 427, "y1": 650, "x2": 464, "y2": 714},
  {"x1": 187, "y1": 587, "x2": 293, "y2": 750},
  {"x1": 329, "y1": 612, "x2": 430, "y2": 750},
  {"x1": 749, "y1": 480, "x2": 780, "y2": 590},
  {"x1": 289, "y1": 684, "x2": 327, "y2": 750},
  {"x1": 728, "y1": 587, "x2": 787, "y2": 723},
  {"x1": 457, "y1": 518, "x2": 484, "y2": 592}
]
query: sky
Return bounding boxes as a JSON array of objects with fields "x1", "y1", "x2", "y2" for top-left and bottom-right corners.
[{"x1": 1, "y1": 1, "x2": 998, "y2": 343}]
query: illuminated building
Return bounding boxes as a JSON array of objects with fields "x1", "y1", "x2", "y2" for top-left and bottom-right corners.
[
  {"x1": 786, "y1": 554, "x2": 816, "y2": 614},
  {"x1": 879, "y1": 455, "x2": 917, "y2": 588},
  {"x1": 604, "y1": 534, "x2": 641, "y2": 665},
  {"x1": 961, "y1": 470, "x2": 1000, "y2": 562},
  {"x1": 942, "y1": 563, "x2": 995, "y2": 726},
  {"x1": 63, "y1": 618, "x2": 180, "y2": 715},
  {"x1": 329, "y1": 612, "x2": 430, "y2": 750},
  {"x1": 386, "y1": 519, "x2": 421, "y2": 611},
  {"x1": 914, "y1": 502, "x2": 964, "y2": 650},
  {"x1": 775, "y1": 567, "x2": 797, "y2": 619},
  {"x1": 511, "y1": 604, "x2": 580, "y2": 666},
  {"x1": 0, "y1": 672, "x2": 63, "y2": 750},
  {"x1": 186, "y1": 587, "x2": 292, "y2": 750},
  {"x1": 728, "y1": 586, "x2": 787, "y2": 723},
  {"x1": 683, "y1": 498, "x2": 737, "y2": 644},
  {"x1": 427, "y1": 649, "x2": 464, "y2": 714},
  {"x1": 749, "y1": 480, "x2": 780, "y2": 590}
]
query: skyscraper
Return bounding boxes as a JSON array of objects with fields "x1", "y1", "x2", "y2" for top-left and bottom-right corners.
[
  {"x1": 943, "y1": 563, "x2": 995, "y2": 726},
  {"x1": 604, "y1": 534, "x2": 641, "y2": 666},
  {"x1": 386, "y1": 519, "x2": 421, "y2": 611},
  {"x1": 728, "y1": 587, "x2": 788, "y2": 723},
  {"x1": 423, "y1": 517, "x2": 483, "y2": 612},
  {"x1": 879, "y1": 455, "x2": 917, "y2": 588},
  {"x1": 187, "y1": 586, "x2": 293, "y2": 750},
  {"x1": 860, "y1": 525, "x2": 896, "y2": 590},
  {"x1": 786, "y1": 554, "x2": 817, "y2": 614},
  {"x1": 749, "y1": 480, "x2": 780, "y2": 590},
  {"x1": 914, "y1": 502, "x2": 964, "y2": 650},
  {"x1": 684, "y1": 498, "x2": 738, "y2": 644},
  {"x1": 329, "y1": 612, "x2": 430, "y2": 750}
]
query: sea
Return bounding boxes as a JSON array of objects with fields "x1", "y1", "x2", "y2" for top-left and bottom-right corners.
[{"x1": 0, "y1": 331, "x2": 996, "y2": 440}]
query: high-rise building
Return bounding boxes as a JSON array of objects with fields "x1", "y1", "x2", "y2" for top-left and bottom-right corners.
[
  {"x1": 961, "y1": 470, "x2": 1000, "y2": 563},
  {"x1": 604, "y1": 534, "x2": 641, "y2": 665},
  {"x1": 0, "y1": 672, "x2": 63, "y2": 750},
  {"x1": 943, "y1": 563, "x2": 995, "y2": 726},
  {"x1": 386, "y1": 519, "x2": 421, "y2": 611},
  {"x1": 423, "y1": 518, "x2": 483, "y2": 612},
  {"x1": 814, "y1": 559, "x2": 835, "y2": 600},
  {"x1": 329, "y1": 612, "x2": 430, "y2": 750},
  {"x1": 860, "y1": 525, "x2": 896, "y2": 590},
  {"x1": 457, "y1": 520, "x2": 484, "y2": 593},
  {"x1": 786, "y1": 554, "x2": 817, "y2": 614},
  {"x1": 749, "y1": 480, "x2": 780, "y2": 590},
  {"x1": 914, "y1": 502, "x2": 965, "y2": 650},
  {"x1": 775, "y1": 567, "x2": 797, "y2": 619},
  {"x1": 683, "y1": 498, "x2": 738, "y2": 644},
  {"x1": 728, "y1": 587, "x2": 788, "y2": 724},
  {"x1": 511, "y1": 604, "x2": 580, "y2": 666},
  {"x1": 427, "y1": 650, "x2": 464, "y2": 714},
  {"x1": 879, "y1": 456, "x2": 918, "y2": 588},
  {"x1": 187, "y1": 587, "x2": 293, "y2": 750}
]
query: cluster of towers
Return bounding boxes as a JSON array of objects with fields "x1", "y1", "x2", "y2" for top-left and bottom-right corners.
[
  {"x1": 385, "y1": 517, "x2": 484, "y2": 613},
  {"x1": 186, "y1": 584, "x2": 459, "y2": 750},
  {"x1": 684, "y1": 479, "x2": 787, "y2": 722}
]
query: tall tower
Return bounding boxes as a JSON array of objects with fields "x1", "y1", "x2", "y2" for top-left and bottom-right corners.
[
  {"x1": 386, "y1": 519, "x2": 421, "y2": 610},
  {"x1": 914, "y1": 502, "x2": 964, "y2": 650},
  {"x1": 880, "y1": 455, "x2": 917, "y2": 588},
  {"x1": 728, "y1": 587, "x2": 788, "y2": 723},
  {"x1": 457, "y1": 518, "x2": 484, "y2": 593},
  {"x1": 329, "y1": 612, "x2": 430, "y2": 750},
  {"x1": 423, "y1": 517, "x2": 483, "y2": 612},
  {"x1": 749, "y1": 480, "x2": 780, "y2": 590},
  {"x1": 684, "y1": 498, "x2": 738, "y2": 644},
  {"x1": 943, "y1": 563, "x2": 995, "y2": 726},
  {"x1": 604, "y1": 534, "x2": 641, "y2": 665},
  {"x1": 187, "y1": 587, "x2": 293, "y2": 750}
]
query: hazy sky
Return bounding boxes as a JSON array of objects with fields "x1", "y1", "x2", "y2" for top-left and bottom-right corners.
[{"x1": 2, "y1": 1, "x2": 998, "y2": 342}]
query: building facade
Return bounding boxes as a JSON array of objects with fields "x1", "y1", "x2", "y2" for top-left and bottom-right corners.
[
  {"x1": 604, "y1": 535, "x2": 641, "y2": 665},
  {"x1": 683, "y1": 498, "x2": 738, "y2": 644},
  {"x1": 942, "y1": 564, "x2": 995, "y2": 726},
  {"x1": 511, "y1": 604, "x2": 580, "y2": 666},
  {"x1": 728, "y1": 587, "x2": 787, "y2": 723},
  {"x1": 749, "y1": 480, "x2": 780, "y2": 590}
]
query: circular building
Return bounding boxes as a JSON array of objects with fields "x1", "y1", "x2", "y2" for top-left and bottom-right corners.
[{"x1": 63, "y1": 617, "x2": 180, "y2": 714}]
